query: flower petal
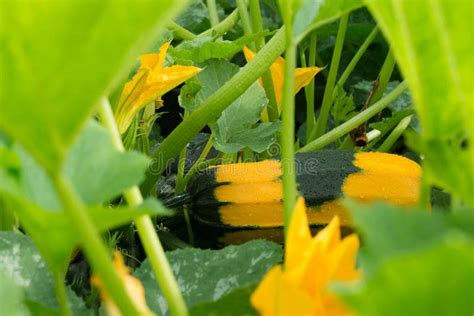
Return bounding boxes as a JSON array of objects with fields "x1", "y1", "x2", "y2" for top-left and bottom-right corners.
[
  {"x1": 285, "y1": 197, "x2": 312, "y2": 271},
  {"x1": 251, "y1": 265, "x2": 316, "y2": 316},
  {"x1": 91, "y1": 252, "x2": 153, "y2": 316}
]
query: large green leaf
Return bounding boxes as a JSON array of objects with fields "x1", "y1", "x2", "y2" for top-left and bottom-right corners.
[
  {"x1": 0, "y1": 232, "x2": 89, "y2": 315},
  {"x1": 294, "y1": 0, "x2": 363, "y2": 41},
  {"x1": 135, "y1": 240, "x2": 282, "y2": 315},
  {"x1": 364, "y1": 0, "x2": 474, "y2": 205},
  {"x1": 179, "y1": 59, "x2": 240, "y2": 112},
  {"x1": 339, "y1": 240, "x2": 474, "y2": 316},
  {"x1": 346, "y1": 202, "x2": 474, "y2": 273},
  {"x1": 189, "y1": 284, "x2": 258, "y2": 316},
  {"x1": 0, "y1": 0, "x2": 185, "y2": 173},
  {"x1": 15, "y1": 121, "x2": 150, "y2": 210},
  {"x1": 169, "y1": 33, "x2": 271, "y2": 64},
  {"x1": 0, "y1": 271, "x2": 29, "y2": 316},
  {"x1": 212, "y1": 83, "x2": 280, "y2": 153}
]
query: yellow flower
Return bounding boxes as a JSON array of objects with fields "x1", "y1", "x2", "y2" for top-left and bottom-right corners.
[
  {"x1": 243, "y1": 47, "x2": 322, "y2": 121},
  {"x1": 251, "y1": 197, "x2": 360, "y2": 316},
  {"x1": 91, "y1": 252, "x2": 153, "y2": 316},
  {"x1": 115, "y1": 41, "x2": 201, "y2": 134}
]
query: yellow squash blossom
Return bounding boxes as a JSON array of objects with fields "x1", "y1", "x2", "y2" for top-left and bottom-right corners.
[
  {"x1": 243, "y1": 47, "x2": 321, "y2": 121},
  {"x1": 91, "y1": 252, "x2": 153, "y2": 316},
  {"x1": 115, "y1": 41, "x2": 201, "y2": 134},
  {"x1": 251, "y1": 197, "x2": 360, "y2": 316}
]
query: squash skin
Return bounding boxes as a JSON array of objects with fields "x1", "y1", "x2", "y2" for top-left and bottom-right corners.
[{"x1": 188, "y1": 150, "x2": 421, "y2": 231}]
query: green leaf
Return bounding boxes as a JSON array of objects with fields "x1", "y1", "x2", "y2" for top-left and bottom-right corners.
[
  {"x1": 0, "y1": 232, "x2": 89, "y2": 315},
  {"x1": 169, "y1": 32, "x2": 272, "y2": 64},
  {"x1": 338, "y1": 239, "x2": 474, "y2": 316},
  {"x1": 0, "y1": 271, "x2": 29, "y2": 316},
  {"x1": 346, "y1": 201, "x2": 474, "y2": 273},
  {"x1": 212, "y1": 83, "x2": 281, "y2": 153},
  {"x1": 213, "y1": 121, "x2": 281, "y2": 153},
  {"x1": 64, "y1": 121, "x2": 149, "y2": 205},
  {"x1": 135, "y1": 240, "x2": 282, "y2": 315},
  {"x1": 294, "y1": 0, "x2": 363, "y2": 41},
  {"x1": 179, "y1": 59, "x2": 240, "y2": 112},
  {"x1": 190, "y1": 284, "x2": 258, "y2": 316},
  {"x1": 364, "y1": 0, "x2": 474, "y2": 206},
  {"x1": 0, "y1": 0, "x2": 185, "y2": 173},
  {"x1": 14, "y1": 121, "x2": 150, "y2": 210}
]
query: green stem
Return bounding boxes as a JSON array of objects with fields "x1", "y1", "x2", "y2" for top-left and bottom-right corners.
[
  {"x1": 197, "y1": 7, "x2": 240, "y2": 38},
  {"x1": 336, "y1": 26, "x2": 379, "y2": 89},
  {"x1": 299, "y1": 81, "x2": 407, "y2": 152},
  {"x1": 241, "y1": 0, "x2": 278, "y2": 121},
  {"x1": 281, "y1": 22, "x2": 298, "y2": 237},
  {"x1": 249, "y1": 0, "x2": 265, "y2": 49},
  {"x1": 181, "y1": 135, "x2": 214, "y2": 188},
  {"x1": 236, "y1": 0, "x2": 253, "y2": 46},
  {"x1": 371, "y1": 49, "x2": 396, "y2": 104},
  {"x1": 175, "y1": 112, "x2": 189, "y2": 194},
  {"x1": 167, "y1": 22, "x2": 196, "y2": 40},
  {"x1": 311, "y1": 14, "x2": 349, "y2": 141},
  {"x1": 418, "y1": 171, "x2": 431, "y2": 210},
  {"x1": 206, "y1": 0, "x2": 220, "y2": 27},
  {"x1": 97, "y1": 99, "x2": 188, "y2": 316},
  {"x1": 52, "y1": 174, "x2": 139, "y2": 315},
  {"x1": 377, "y1": 114, "x2": 412, "y2": 152},
  {"x1": 305, "y1": 31, "x2": 317, "y2": 141},
  {"x1": 182, "y1": 157, "x2": 220, "y2": 188},
  {"x1": 175, "y1": 144, "x2": 187, "y2": 194},
  {"x1": 54, "y1": 274, "x2": 72, "y2": 316},
  {"x1": 141, "y1": 27, "x2": 287, "y2": 194}
]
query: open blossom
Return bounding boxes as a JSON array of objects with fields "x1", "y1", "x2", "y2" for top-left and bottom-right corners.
[
  {"x1": 115, "y1": 41, "x2": 201, "y2": 134},
  {"x1": 251, "y1": 197, "x2": 360, "y2": 316},
  {"x1": 243, "y1": 47, "x2": 321, "y2": 121},
  {"x1": 91, "y1": 252, "x2": 153, "y2": 316}
]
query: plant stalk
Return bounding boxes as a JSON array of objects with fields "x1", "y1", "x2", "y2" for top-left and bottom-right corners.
[
  {"x1": 52, "y1": 173, "x2": 139, "y2": 315},
  {"x1": 206, "y1": 0, "x2": 220, "y2": 27},
  {"x1": 377, "y1": 114, "x2": 412, "y2": 152},
  {"x1": 305, "y1": 31, "x2": 317, "y2": 141},
  {"x1": 299, "y1": 81, "x2": 408, "y2": 152},
  {"x1": 97, "y1": 98, "x2": 188, "y2": 316},
  {"x1": 336, "y1": 26, "x2": 379, "y2": 89},
  {"x1": 280, "y1": 15, "x2": 298, "y2": 237},
  {"x1": 197, "y1": 7, "x2": 240, "y2": 38},
  {"x1": 311, "y1": 13, "x2": 349, "y2": 141}
]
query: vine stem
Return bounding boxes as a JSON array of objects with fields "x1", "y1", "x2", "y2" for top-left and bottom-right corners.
[
  {"x1": 166, "y1": 21, "x2": 196, "y2": 40},
  {"x1": 236, "y1": 0, "x2": 253, "y2": 41},
  {"x1": 197, "y1": 6, "x2": 240, "y2": 38},
  {"x1": 206, "y1": 0, "x2": 220, "y2": 27},
  {"x1": 280, "y1": 2, "x2": 298, "y2": 238},
  {"x1": 377, "y1": 114, "x2": 412, "y2": 152},
  {"x1": 304, "y1": 31, "x2": 317, "y2": 141},
  {"x1": 54, "y1": 274, "x2": 72, "y2": 316},
  {"x1": 336, "y1": 26, "x2": 379, "y2": 89},
  {"x1": 311, "y1": 13, "x2": 349, "y2": 141},
  {"x1": 141, "y1": 27, "x2": 287, "y2": 194},
  {"x1": 248, "y1": 0, "x2": 278, "y2": 121},
  {"x1": 299, "y1": 81, "x2": 408, "y2": 152},
  {"x1": 51, "y1": 173, "x2": 139, "y2": 315},
  {"x1": 97, "y1": 98, "x2": 188, "y2": 316}
]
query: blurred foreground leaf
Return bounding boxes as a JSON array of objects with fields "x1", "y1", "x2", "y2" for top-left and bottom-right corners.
[
  {"x1": 190, "y1": 284, "x2": 257, "y2": 316},
  {"x1": 339, "y1": 202, "x2": 474, "y2": 315},
  {"x1": 135, "y1": 240, "x2": 282, "y2": 315},
  {"x1": 0, "y1": 0, "x2": 184, "y2": 173},
  {"x1": 340, "y1": 240, "x2": 474, "y2": 316},
  {"x1": 365, "y1": 0, "x2": 474, "y2": 205}
]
